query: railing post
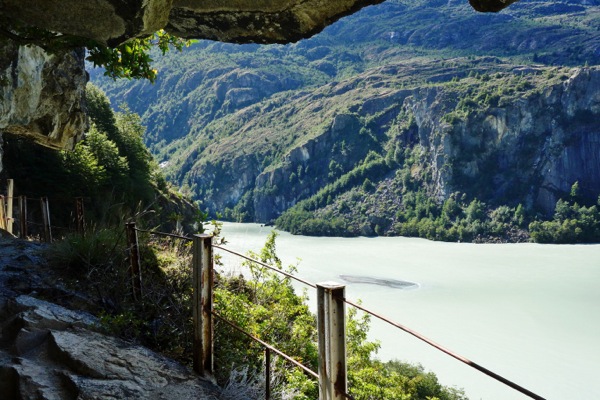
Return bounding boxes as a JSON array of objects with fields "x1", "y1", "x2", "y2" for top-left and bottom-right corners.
[
  {"x1": 265, "y1": 348, "x2": 271, "y2": 400},
  {"x1": 19, "y1": 196, "x2": 27, "y2": 239},
  {"x1": 75, "y1": 197, "x2": 85, "y2": 235},
  {"x1": 193, "y1": 234, "x2": 214, "y2": 377},
  {"x1": 125, "y1": 222, "x2": 142, "y2": 301},
  {"x1": 40, "y1": 197, "x2": 52, "y2": 243},
  {"x1": 0, "y1": 195, "x2": 6, "y2": 230},
  {"x1": 317, "y1": 282, "x2": 347, "y2": 400},
  {"x1": 6, "y1": 179, "x2": 13, "y2": 234}
]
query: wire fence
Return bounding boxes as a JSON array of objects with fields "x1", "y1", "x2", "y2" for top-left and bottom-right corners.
[
  {"x1": 131, "y1": 223, "x2": 546, "y2": 400},
  {"x1": 216, "y1": 241, "x2": 546, "y2": 400},
  {"x1": 0, "y1": 195, "x2": 87, "y2": 242},
  {"x1": 133, "y1": 226, "x2": 326, "y2": 399},
  {"x1": 3, "y1": 177, "x2": 545, "y2": 399}
]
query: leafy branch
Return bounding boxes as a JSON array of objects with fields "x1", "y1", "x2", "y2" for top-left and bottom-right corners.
[{"x1": 86, "y1": 31, "x2": 193, "y2": 83}]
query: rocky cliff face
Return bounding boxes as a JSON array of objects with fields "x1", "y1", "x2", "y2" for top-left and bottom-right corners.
[
  {"x1": 438, "y1": 67, "x2": 600, "y2": 213},
  {"x1": 175, "y1": 61, "x2": 600, "y2": 223},
  {"x1": 0, "y1": 43, "x2": 87, "y2": 152}
]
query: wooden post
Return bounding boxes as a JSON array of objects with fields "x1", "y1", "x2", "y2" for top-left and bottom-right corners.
[
  {"x1": 75, "y1": 197, "x2": 85, "y2": 235},
  {"x1": 317, "y1": 282, "x2": 347, "y2": 400},
  {"x1": 40, "y1": 197, "x2": 52, "y2": 243},
  {"x1": 0, "y1": 196, "x2": 6, "y2": 230},
  {"x1": 6, "y1": 179, "x2": 13, "y2": 234},
  {"x1": 19, "y1": 196, "x2": 27, "y2": 239},
  {"x1": 192, "y1": 234, "x2": 214, "y2": 377},
  {"x1": 265, "y1": 348, "x2": 271, "y2": 400},
  {"x1": 125, "y1": 222, "x2": 142, "y2": 301}
]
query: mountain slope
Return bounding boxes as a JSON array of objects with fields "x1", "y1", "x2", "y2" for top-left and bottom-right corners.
[{"x1": 91, "y1": 0, "x2": 600, "y2": 240}]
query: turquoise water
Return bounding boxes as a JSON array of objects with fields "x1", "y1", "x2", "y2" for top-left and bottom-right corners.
[{"x1": 217, "y1": 222, "x2": 600, "y2": 400}]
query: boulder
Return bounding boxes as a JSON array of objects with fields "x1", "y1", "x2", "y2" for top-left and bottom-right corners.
[{"x1": 0, "y1": 296, "x2": 220, "y2": 399}]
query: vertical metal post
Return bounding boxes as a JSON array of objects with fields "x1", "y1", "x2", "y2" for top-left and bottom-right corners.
[
  {"x1": 317, "y1": 282, "x2": 347, "y2": 400},
  {"x1": 75, "y1": 197, "x2": 85, "y2": 235},
  {"x1": 40, "y1": 197, "x2": 52, "y2": 243},
  {"x1": 6, "y1": 179, "x2": 13, "y2": 234},
  {"x1": 0, "y1": 196, "x2": 6, "y2": 230},
  {"x1": 193, "y1": 234, "x2": 214, "y2": 377},
  {"x1": 125, "y1": 222, "x2": 142, "y2": 301},
  {"x1": 19, "y1": 196, "x2": 27, "y2": 239},
  {"x1": 265, "y1": 348, "x2": 271, "y2": 400}
]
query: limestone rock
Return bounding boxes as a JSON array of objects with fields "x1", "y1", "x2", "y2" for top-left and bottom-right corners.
[
  {"x1": 0, "y1": 42, "x2": 87, "y2": 150},
  {"x1": 0, "y1": 238, "x2": 220, "y2": 400},
  {"x1": 166, "y1": 0, "x2": 387, "y2": 43},
  {"x1": 0, "y1": 301, "x2": 220, "y2": 399}
]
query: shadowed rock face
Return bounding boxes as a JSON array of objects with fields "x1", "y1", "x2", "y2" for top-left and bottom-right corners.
[
  {"x1": 165, "y1": 0, "x2": 388, "y2": 43},
  {"x1": 469, "y1": 0, "x2": 520, "y2": 13}
]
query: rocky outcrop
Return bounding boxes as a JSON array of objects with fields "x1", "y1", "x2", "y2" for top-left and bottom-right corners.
[
  {"x1": 0, "y1": 238, "x2": 220, "y2": 400},
  {"x1": 401, "y1": 66, "x2": 600, "y2": 214},
  {"x1": 0, "y1": 0, "x2": 172, "y2": 47},
  {"x1": 0, "y1": 296, "x2": 220, "y2": 399},
  {"x1": 0, "y1": 42, "x2": 87, "y2": 152}
]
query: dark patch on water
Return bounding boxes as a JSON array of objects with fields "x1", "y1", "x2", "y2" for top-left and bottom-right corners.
[{"x1": 339, "y1": 275, "x2": 419, "y2": 289}]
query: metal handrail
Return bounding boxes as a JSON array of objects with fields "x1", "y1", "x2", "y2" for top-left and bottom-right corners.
[
  {"x1": 132, "y1": 229, "x2": 546, "y2": 400},
  {"x1": 340, "y1": 297, "x2": 546, "y2": 400},
  {"x1": 134, "y1": 227, "x2": 193, "y2": 241},
  {"x1": 212, "y1": 310, "x2": 319, "y2": 380},
  {"x1": 215, "y1": 243, "x2": 546, "y2": 400},
  {"x1": 214, "y1": 245, "x2": 317, "y2": 289}
]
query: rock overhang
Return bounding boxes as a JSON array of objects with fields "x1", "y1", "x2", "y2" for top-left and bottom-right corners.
[{"x1": 1, "y1": 0, "x2": 520, "y2": 47}]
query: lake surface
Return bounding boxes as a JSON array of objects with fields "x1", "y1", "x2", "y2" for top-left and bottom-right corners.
[{"x1": 216, "y1": 222, "x2": 600, "y2": 400}]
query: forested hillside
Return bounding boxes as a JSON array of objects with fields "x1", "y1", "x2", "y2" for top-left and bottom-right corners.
[
  {"x1": 91, "y1": 0, "x2": 600, "y2": 242},
  {"x1": 2, "y1": 84, "x2": 199, "y2": 233}
]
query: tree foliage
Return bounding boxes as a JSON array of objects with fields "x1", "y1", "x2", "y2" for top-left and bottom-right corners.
[
  {"x1": 86, "y1": 31, "x2": 192, "y2": 83},
  {"x1": 2, "y1": 83, "x2": 175, "y2": 229},
  {"x1": 529, "y1": 184, "x2": 600, "y2": 243}
]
